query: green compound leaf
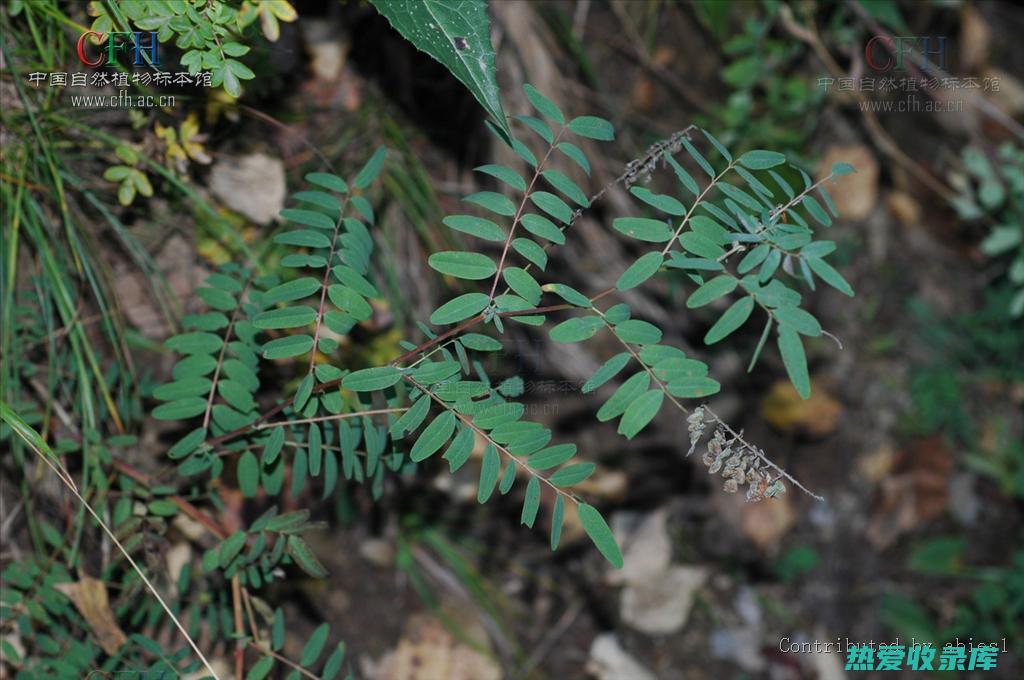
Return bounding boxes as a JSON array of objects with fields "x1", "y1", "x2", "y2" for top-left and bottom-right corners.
[
  {"x1": 613, "y1": 217, "x2": 673, "y2": 243},
  {"x1": 524, "y1": 83, "x2": 565, "y2": 124},
  {"x1": 152, "y1": 398, "x2": 207, "y2": 420},
  {"x1": 530, "y1": 190, "x2": 574, "y2": 223},
  {"x1": 280, "y1": 208, "x2": 336, "y2": 230},
  {"x1": 550, "y1": 495, "x2": 565, "y2": 550},
  {"x1": 353, "y1": 146, "x2": 388, "y2": 190},
  {"x1": 738, "y1": 150, "x2": 787, "y2": 169},
  {"x1": 529, "y1": 443, "x2": 577, "y2": 470},
  {"x1": 464, "y1": 190, "x2": 516, "y2": 216},
  {"x1": 165, "y1": 331, "x2": 223, "y2": 355},
  {"x1": 263, "y1": 277, "x2": 321, "y2": 304},
  {"x1": 238, "y1": 451, "x2": 259, "y2": 498},
  {"x1": 557, "y1": 142, "x2": 591, "y2": 175},
  {"x1": 806, "y1": 257, "x2": 854, "y2": 297},
  {"x1": 549, "y1": 316, "x2": 603, "y2": 343},
  {"x1": 629, "y1": 186, "x2": 686, "y2": 216},
  {"x1": 300, "y1": 623, "x2": 329, "y2": 666},
  {"x1": 542, "y1": 170, "x2": 589, "y2": 207},
  {"x1": 616, "y1": 252, "x2": 664, "y2": 291},
  {"x1": 704, "y1": 296, "x2": 754, "y2": 344},
  {"x1": 521, "y1": 476, "x2": 541, "y2": 527},
  {"x1": 169, "y1": 426, "x2": 208, "y2": 459},
  {"x1": 428, "y1": 251, "x2": 497, "y2": 280},
  {"x1": 503, "y1": 267, "x2": 542, "y2": 306},
  {"x1": 410, "y1": 412, "x2": 456, "y2": 462},
  {"x1": 578, "y1": 503, "x2": 624, "y2": 568},
  {"x1": 778, "y1": 326, "x2": 811, "y2": 399},
  {"x1": 443, "y1": 215, "x2": 506, "y2": 241},
  {"x1": 253, "y1": 306, "x2": 318, "y2": 330},
  {"x1": 475, "y1": 164, "x2": 526, "y2": 191},
  {"x1": 306, "y1": 172, "x2": 348, "y2": 193},
  {"x1": 478, "y1": 444, "x2": 500, "y2": 503},
  {"x1": 262, "y1": 334, "x2": 314, "y2": 360},
  {"x1": 342, "y1": 366, "x2": 403, "y2": 392},
  {"x1": 568, "y1": 115, "x2": 614, "y2": 141},
  {"x1": 597, "y1": 372, "x2": 650, "y2": 421},
  {"x1": 687, "y1": 275, "x2": 737, "y2": 308},
  {"x1": 548, "y1": 462, "x2": 595, "y2": 487},
  {"x1": 521, "y1": 214, "x2": 565, "y2": 244},
  {"x1": 614, "y1": 319, "x2": 662, "y2": 345},
  {"x1": 512, "y1": 238, "x2": 547, "y2": 270},
  {"x1": 275, "y1": 229, "x2": 332, "y2": 249},
  {"x1": 665, "y1": 376, "x2": 721, "y2": 398},
  {"x1": 430, "y1": 292, "x2": 490, "y2": 325},
  {"x1": 286, "y1": 535, "x2": 328, "y2": 578},
  {"x1": 369, "y1": 0, "x2": 510, "y2": 135},
  {"x1": 773, "y1": 304, "x2": 822, "y2": 337},
  {"x1": 618, "y1": 389, "x2": 664, "y2": 439},
  {"x1": 582, "y1": 352, "x2": 631, "y2": 393}
]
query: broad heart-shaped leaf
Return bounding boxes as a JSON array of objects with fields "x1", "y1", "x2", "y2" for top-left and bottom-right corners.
[
  {"x1": 429, "y1": 293, "x2": 490, "y2": 325},
  {"x1": 342, "y1": 366, "x2": 403, "y2": 391},
  {"x1": 369, "y1": 0, "x2": 509, "y2": 135},
  {"x1": 616, "y1": 252, "x2": 664, "y2": 291},
  {"x1": 578, "y1": 503, "x2": 624, "y2": 568},
  {"x1": 704, "y1": 296, "x2": 754, "y2": 344},
  {"x1": 428, "y1": 251, "x2": 496, "y2": 280},
  {"x1": 777, "y1": 326, "x2": 811, "y2": 399},
  {"x1": 618, "y1": 389, "x2": 664, "y2": 439}
]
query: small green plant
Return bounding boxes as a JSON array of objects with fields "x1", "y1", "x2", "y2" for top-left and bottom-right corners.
[
  {"x1": 952, "y1": 142, "x2": 1024, "y2": 317},
  {"x1": 1, "y1": 1, "x2": 859, "y2": 676}
]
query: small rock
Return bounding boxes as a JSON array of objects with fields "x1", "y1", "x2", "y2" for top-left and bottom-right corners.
[
  {"x1": 710, "y1": 626, "x2": 766, "y2": 672},
  {"x1": 620, "y1": 565, "x2": 707, "y2": 635},
  {"x1": 359, "y1": 538, "x2": 395, "y2": 567},
  {"x1": 587, "y1": 634, "x2": 657, "y2": 680},
  {"x1": 209, "y1": 153, "x2": 286, "y2": 224},
  {"x1": 608, "y1": 509, "x2": 671, "y2": 586}
]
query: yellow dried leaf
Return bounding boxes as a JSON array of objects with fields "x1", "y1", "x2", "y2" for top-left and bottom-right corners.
[{"x1": 54, "y1": 577, "x2": 127, "y2": 655}]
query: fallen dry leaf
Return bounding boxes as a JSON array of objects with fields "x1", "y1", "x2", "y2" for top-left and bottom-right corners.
[
  {"x1": 740, "y1": 492, "x2": 795, "y2": 553},
  {"x1": 865, "y1": 436, "x2": 953, "y2": 549},
  {"x1": 760, "y1": 379, "x2": 842, "y2": 438},
  {"x1": 818, "y1": 145, "x2": 879, "y2": 221},
  {"x1": 54, "y1": 577, "x2": 127, "y2": 655},
  {"x1": 375, "y1": 611, "x2": 500, "y2": 680},
  {"x1": 209, "y1": 153, "x2": 286, "y2": 225}
]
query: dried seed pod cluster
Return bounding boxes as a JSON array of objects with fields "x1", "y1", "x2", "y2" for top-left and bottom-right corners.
[{"x1": 689, "y1": 410, "x2": 787, "y2": 502}]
